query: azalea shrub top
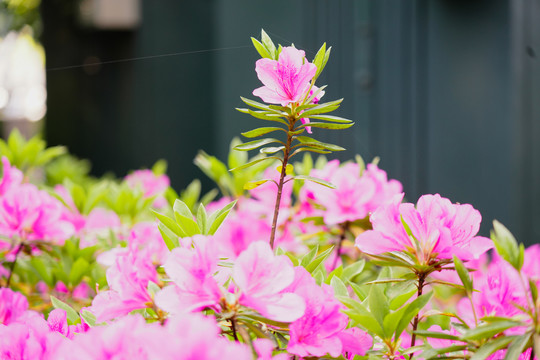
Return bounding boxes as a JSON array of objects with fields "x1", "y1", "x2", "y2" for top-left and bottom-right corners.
[{"x1": 0, "y1": 30, "x2": 538, "y2": 360}]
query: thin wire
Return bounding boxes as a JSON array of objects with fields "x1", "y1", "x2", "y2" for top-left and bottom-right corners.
[{"x1": 46, "y1": 45, "x2": 251, "y2": 72}]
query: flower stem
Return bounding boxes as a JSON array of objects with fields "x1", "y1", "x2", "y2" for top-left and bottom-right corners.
[
  {"x1": 331, "y1": 222, "x2": 349, "y2": 271},
  {"x1": 269, "y1": 117, "x2": 294, "y2": 250},
  {"x1": 5, "y1": 243, "x2": 24, "y2": 288},
  {"x1": 409, "y1": 273, "x2": 427, "y2": 360},
  {"x1": 231, "y1": 317, "x2": 239, "y2": 342}
]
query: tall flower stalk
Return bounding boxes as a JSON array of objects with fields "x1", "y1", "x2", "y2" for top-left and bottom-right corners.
[{"x1": 234, "y1": 30, "x2": 354, "y2": 249}]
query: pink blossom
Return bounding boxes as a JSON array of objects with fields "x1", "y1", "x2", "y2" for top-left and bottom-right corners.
[
  {"x1": 47, "y1": 309, "x2": 72, "y2": 339},
  {"x1": 125, "y1": 169, "x2": 170, "y2": 208},
  {"x1": 0, "y1": 288, "x2": 28, "y2": 325},
  {"x1": 337, "y1": 327, "x2": 373, "y2": 359},
  {"x1": 286, "y1": 267, "x2": 349, "y2": 358},
  {"x1": 155, "y1": 236, "x2": 224, "y2": 314},
  {"x1": 90, "y1": 248, "x2": 158, "y2": 322},
  {"x1": 253, "y1": 338, "x2": 289, "y2": 360},
  {"x1": 0, "y1": 156, "x2": 23, "y2": 196},
  {"x1": 233, "y1": 241, "x2": 305, "y2": 322},
  {"x1": 0, "y1": 184, "x2": 75, "y2": 244},
  {"x1": 253, "y1": 46, "x2": 317, "y2": 106},
  {"x1": 356, "y1": 194, "x2": 493, "y2": 263},
  {"x1": 0, "y1": 311, "x2": 66, "y2": 359},
  {"x1": 457, "y1": 259, "x2": 525, "y2": 323},
  {"x1": 128, "y1": 221, "x2": 168, "y2": 264},
  {"x1": 301, "y1": 161, "x2": 402, "y2": 226}
]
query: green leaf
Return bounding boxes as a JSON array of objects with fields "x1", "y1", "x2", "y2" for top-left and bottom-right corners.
[
  {"x1": 453, "y1": 256, "x2": 473, "y2": 294},
  {"x1": 151, "y1": 159, "x2": 168, "y2": 175},
  {"x1": 470, "y1": 336, "x2": 516, "y2": 360},
  {"x1": 300, "y1": 246, "x2": 318, "y2": 268},
  {"x1": 152, "y1": 210, "x2": 186, "y2": 237},
  {"x1": 421, "y1": 345, "x2": 468, "y2": 359},
  {"x1": 69, "y1": 258, "x2": 90, "y2": 286},
  {"x1": 80, "y1": 309, "x2": 96, "y2": 327},
  {"x1": 414, "y1": 330, "x2": 461, "y2": 341},
  {"x1": 251, "y1": 37, "x2": 271, "y2": 59},
  {"x1": 241, "y1": 127, "x2": 284, "y2": 138},
  {"x1": 30, "y1": 257, "x2": 54, "y2": 287},
  {"x1": 290, "y1": 147, "x2": 332, "y2": 157},
  {"x1": 173, "y1": 199, "x2": 201, "y2": 236},
  {"x1": 207, "y1": 199, "x2": 237, "y2": 235},
  {"x1": 491, "y1": 220, "x2": 520, "y2": 270},
  {"x1": 196, "y1": 204, "x2": 208, "y2": 234},
  {"x1": 368, "y1": 285, "x2": 390, "y2": 331},
  {"x1": 158, "y1": 223, "x2": 179, "y2": 250},
  {"x1": 461, "y1": 320, "x2": 521, "y2": 341},
  {"x1": 297, "y1": 122, "x2": 354, "y2": 130},
  {"x1": 389, "y1": 288, "x2": 416, "y2": 310},
  {"x1": 239, "y1": 97, "x2": 275, "y2": 112},
  {"x1": 260, "y1": 29, "x2": 277, "y2": 59},
  {"x1": 330, "y1": 276, "x2": 349, "y2": 297},
  {"x1": 342, "y1": 260, "x2": 365, "y2": 281},
  {"x1": 234, "y1": 138, "x2": 283, "y2": 151},
  {"x1": 50, "y1": 296, "x2": 80, "y2": 325},
  {"x1": 260, "y1": 146, "x2": 284, "y2": 155},
  {"x1": 304, "y1": 246, "x2": 334, "y2": 273},
  {"x1": 294, "y1": 136, "x2": 345, "y2": 152},
  {"x1": 243, "y1": 179, "x2": 270, "y2": 190},
  {"x1": 312, "y1": 42, "x2": 327, "y2": 80},
  {"x1": 395, "y1": 292, "x2": 434, "y2": 338},
  {"x1": 242, "y1": 109, "x2": 288, "y2": 124},
  {"x1": 298, "y1": 104, "x2": 341, "y2": 118},
  {"x1": 505, "y1": 333, "x2": 532, "y2": 360},
  {"x1": 530, "y1": 279, "x2": 538, "y2": 305},
  {"x1": 229, "y1": 156, "x2": 280, "y2": 172}
]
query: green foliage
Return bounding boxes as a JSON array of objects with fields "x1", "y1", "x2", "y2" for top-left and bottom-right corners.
[
  {"x1": 153, "y1": 198, "x2": 237, "y2": 250},
  {"x1": 45, "y1": 154, "x2": 93, "y2": 186},
  {"x1": 0, "y1": 128, "x2": 66, "y2": 174},
  {"x1": 491, "y1": 220, "x2": 524, "y2": 271},
  {"x1": 194, "y1": 138, "x2": 271, "y2": 198}
]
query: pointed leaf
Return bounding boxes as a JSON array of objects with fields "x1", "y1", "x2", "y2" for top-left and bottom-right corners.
[
  {"x1": 50, "y1": 296, "x2": 80, "y2": 325},
  {"x1": 297, "y1": 122, "x2": 354, "y2": 130},
  {"x1": 234, "y1": 138, "x2": 283, "y2": 151},
  {"x1": 207, "y1": 199, "x2": 237, "y2": 235},
  {"x1": 251, "y1": 37, "x2": 271, "y2": 59},
  {"x1": 241, "y1": 127, "x2": 284, "y2": 138}
]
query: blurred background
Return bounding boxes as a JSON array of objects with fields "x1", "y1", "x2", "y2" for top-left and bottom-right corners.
[{"x1": 0, "y1": 0, "x2": 538, "y2": 243}]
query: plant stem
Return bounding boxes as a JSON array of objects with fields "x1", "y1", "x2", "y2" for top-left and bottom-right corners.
[
  {"x1": 269, "y1": 117, "x2": 294, "y2": 249},
  {"x1": 5, "y1": 243, "x2": 24, "y2": 288},
  {"x1": 331, "y1": 222, "x2": 349, "y2": 271},
  {"x1": 231, "y1": 317, "x2": 239, "y2": 342},
  {"x1": 409, "y1": 273, "x2": 427, "y2": 360}
]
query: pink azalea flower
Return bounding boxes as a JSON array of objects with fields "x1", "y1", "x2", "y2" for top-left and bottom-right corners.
[
  {"x1": 90, "y1": 248, "x2": 157, "y2": 322},
  {"x1": 0, "y1": 288, "x2": 28, "y2": 325},
  {"x1": 125, "y1": 169, "x2": 170, "y2": 208},
  {"x1": 286, "y1": 267, "x2": 349, "y2": 358},
  {"x1": 253, "y1": 46, "x2": 317, "y2": 106},
  {"x1": 159, "y1": 313, "x2": 252, "y2": 360},
  {"x1": 128, "y1": 221, "x2": 168, "y2": 264},
  {"x1": 233, "y1": 241, "x2": 305, "y2": 322},
  {"x1": 155, "y1": 236, "x2": 224, "y2": 314},
  {"x1": 47, "y1": 309, "x2": 72, "y2": 339},
  {"x1": 457, "y1": 258, "x2": 525, "y2": 323},
  {"x1": 0, "y1": 311, "x2": 66, "y2": 359},
  {"x1": 355, "y1": 194, "x2": 493, "y2": 263},
  {"x1": 301, "y1": 161, "x2": 402, "y2": 226},
  {"x1": 337, "y1": 327, "x2": 373, "y2": 359},
  {"x1": 253, "y1": 338, "x2": 289, "y2": 360},
  {"x1": 0, "y1": 183, "x2": 75, "y2": 245},
  {"x1": 0, "y1": 156, "x2": 23, "y2": 196}
]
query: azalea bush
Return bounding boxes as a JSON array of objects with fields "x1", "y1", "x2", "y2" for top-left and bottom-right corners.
[{"x1": 1, "y1": 30, "x2": 539, "y2": 360}]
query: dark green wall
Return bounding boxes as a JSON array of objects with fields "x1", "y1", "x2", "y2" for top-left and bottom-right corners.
[{"x1": 43, "y1": 0, "x2": 540, "y2": 242}]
